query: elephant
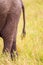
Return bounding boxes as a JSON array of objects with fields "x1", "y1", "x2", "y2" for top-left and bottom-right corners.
[{"x1": 0, "y1": 0, "x2": 26, "y2": 58}]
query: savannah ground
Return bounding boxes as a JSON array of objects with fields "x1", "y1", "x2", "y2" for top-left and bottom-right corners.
[{"x1": 0, "y1": 0, "x2": 43, "y2": 65}]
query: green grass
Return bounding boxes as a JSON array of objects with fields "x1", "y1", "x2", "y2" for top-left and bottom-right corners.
[{"x1": 0, "y1": 0, "x2": 43, "y2": 65}]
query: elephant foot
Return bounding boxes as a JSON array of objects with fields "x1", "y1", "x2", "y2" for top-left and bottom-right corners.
[{"x1": 11, "y1": 51, "x2": 18, "y2": 60}]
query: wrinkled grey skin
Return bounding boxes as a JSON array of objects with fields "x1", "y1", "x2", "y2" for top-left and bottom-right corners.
[{"x1": 0, "y1": 0, "x2": 25, "y2": 58}]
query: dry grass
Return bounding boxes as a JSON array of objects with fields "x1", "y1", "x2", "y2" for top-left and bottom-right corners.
[{"x1": 0, "y1": 0, "x2": 43, "y2": 65}]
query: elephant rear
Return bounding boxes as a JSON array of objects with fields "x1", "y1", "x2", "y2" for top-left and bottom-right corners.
[{"x1": 0, "y1": 0, "x2": 11, "y2": 32}]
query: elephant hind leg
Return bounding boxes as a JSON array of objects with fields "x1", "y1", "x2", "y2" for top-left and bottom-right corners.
[
  {"x1": 11, "y1": 40, "x2": 18, "y2": 59},
  {"x1": 0, "y1": 16, "x2": 15, "y2": 53},
  {"x1": 1, "y1": 32, "x2": 14, "y2": 53}
]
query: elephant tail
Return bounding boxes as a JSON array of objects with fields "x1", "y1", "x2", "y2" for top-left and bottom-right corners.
[{"x1": 21, "y1": 3, "x2": 26, "y2": 38}]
